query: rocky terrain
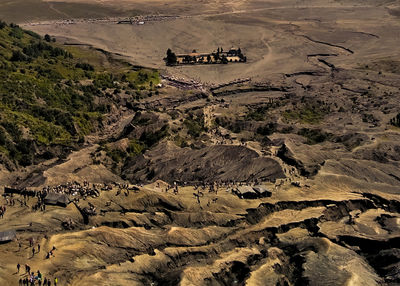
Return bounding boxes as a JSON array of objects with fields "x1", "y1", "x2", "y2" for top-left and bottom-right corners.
[{"x1": 0, "y1": 0, "x2": 400, "y2": 285}]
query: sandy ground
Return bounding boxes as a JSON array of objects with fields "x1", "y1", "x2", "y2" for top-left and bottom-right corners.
[{"x1": 18, "y1": 0, "x2": 400, "y2": 84}]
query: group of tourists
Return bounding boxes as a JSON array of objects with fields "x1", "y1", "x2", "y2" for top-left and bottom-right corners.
[
  {"x1": 162, "y1": 180, "x2": 271, "y2": 205},
  {"x1": 5, "y1": 197, "x2": 16, "y2": 206},
  {"x1": 163, "y1": 182, "x2": 180, "y2": 195},
  {"x1": 31, "y1": 191, "x2": 47, "y2": 212},
  {"x1": 41, "y1": 181, "x2": 100, "y2": 199},
  {"x1": 15, "y1": 243, "x2": 58, "y2": 285},
  {"x1": 17, "y1": 266, "x2": 58, "y2": 286},
  {"x1": 0, "y1": 194, "x2": 20, "y2": 218}
]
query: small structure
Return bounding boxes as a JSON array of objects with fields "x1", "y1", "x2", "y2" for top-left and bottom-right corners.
[
  {"x1": 4, "y1": 187, "x2": 19, "y2": 194},
  {"x1": 4, "y1": 187, "x2": 36, "y2": 196},
  {"x1": 44, "y1": 193, "x2": 70, "y2": 207},
  {"x1": 165, "y1": 47, "x2": 246, "y2": 66},
  {"x1": 233, "y1": 186, "x2": 258, "y2": 199},
  {"x1": 0, "y1": 230, "x2": 16, "y2": 243},
  {"x1": 232, "y1": 185, "x2": 272, "y2": 199},
  {"x1": 253, "y1": 185, "x2": 272, "y2": 198}
]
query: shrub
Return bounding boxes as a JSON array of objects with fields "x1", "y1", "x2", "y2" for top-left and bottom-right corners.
[
  {"x1": 75, "y1": 62, "x2": 94, "y2": 71},
  {"x1": 256, "y1": 122, "x2": 277, "y2": 136},
  {"x1": 298, "y1": 128, "x2": 332, "y2": 145},
  {"x1": 140, "y1": 125, "x2": 169, "y2": 147},
  {"x1": 44, "y1": 34, "x2": 51, "y2": 42},
  {"x1": 184, "y1": 118, "x2": 204, "y2": 138},
  {"x1": 10, "y1": 50, "x2": 27, "y2": 62}
]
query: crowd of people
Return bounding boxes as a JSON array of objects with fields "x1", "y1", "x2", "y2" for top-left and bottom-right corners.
[
  {"x1": 17, "y1": 267, "x2": 58, "y2": 286},
  {"x1": 40, "y1": 181, "x2": 100, "y2": 199},
  {"x1": 161, "y1": 180, "x2": 268, "y2": 205}
]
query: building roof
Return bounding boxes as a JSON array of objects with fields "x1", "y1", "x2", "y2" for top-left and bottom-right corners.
[
  {"x1": 44, "y1": 193, "x2": 70, "y2": 207},
  {"x1": 236, "y1": 186, "x2": 257, "y2": 195},
  {"x1": 0, "y1": 230, "x2": 16, "y2": 242},
  {"x1": 4, "y1": 187, "x2": 36, "y2": 196},
  {"x1": 253, "y1": 186, "x2": 272, "y2": 197},
  {"x1": 176, "y1": 53, "x2": 211, "y2": 57}
]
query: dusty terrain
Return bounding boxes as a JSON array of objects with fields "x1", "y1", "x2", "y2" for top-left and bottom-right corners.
[
  {"x1": 16, "y1": 0, "x2": 400, "y2": 84},
  {"x1": 1, "y1": 0, "x2": 400, "y2": 285}
]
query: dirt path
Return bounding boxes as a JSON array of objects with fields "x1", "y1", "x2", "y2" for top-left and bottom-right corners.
[
  {"x1": 47, "y1": 2, "x2": 71, "y2": 19},
  {"x1": 245, "y1": 31, "x2": 274, "y2": 74}
]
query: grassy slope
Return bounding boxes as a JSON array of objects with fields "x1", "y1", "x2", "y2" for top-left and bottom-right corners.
[{"x1": 0, "y1": 22, "x2": 159, "y2": 168}]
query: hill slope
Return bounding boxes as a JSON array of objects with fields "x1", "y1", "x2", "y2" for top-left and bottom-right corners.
[{"x1": 0, "y1": 21, "x2": 158, "y2": 169}]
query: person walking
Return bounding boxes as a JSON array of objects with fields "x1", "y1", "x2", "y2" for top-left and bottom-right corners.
[
  {"x1": 17, "y1": 263, "x2": 20, "y2": 273},
  {"x1": 54, "y1": 277, "x2": 58, "y2": 286}
]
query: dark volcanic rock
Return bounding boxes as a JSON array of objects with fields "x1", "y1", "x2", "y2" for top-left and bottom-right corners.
[{"x1": 123, "y1": 143, "x2": 285, "y2": 183}]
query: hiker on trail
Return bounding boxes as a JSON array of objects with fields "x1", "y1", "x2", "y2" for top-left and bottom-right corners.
[
  {"x1": 32, "y1": 247, "x2": 35, "y2": 257},
  {"x1": 173, "y1": 185, "x2": 179, "y2": 195},
  {"x1": 193, "y1": 193, "x2": 200, "y2": 204},
  {"x1": 54, "y1": 277, "x2": 58, "y2": 286},
  {"x1": 37, "y1": 244, "x2": 40, "y2": 253},
  {"x1": 17, "y1": 263, "x2": 20, "y2": 273},
  {"x1": 47, "y1": 278, "x2": 51, "y2": 286}
]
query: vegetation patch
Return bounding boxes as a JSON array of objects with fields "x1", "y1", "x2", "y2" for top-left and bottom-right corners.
[
  {"x1": 283, "y1": 105, "x2": 325, "y2": 124},
  {"x1": 297, "y1": 128, "x2": 332, "y2": 145},
  {"x1": 184, "y1": 119, "x2": 205, "y2": 138},
  {"x1": 0, "y1": 22, "x2": 159, "y2": 168},
  {"x1": 245, "y1": 103, "x2": 277, "y2": 121}
]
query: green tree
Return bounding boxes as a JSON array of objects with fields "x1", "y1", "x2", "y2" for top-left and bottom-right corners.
[
  {"x1": 221, "y1": 55, "x2": 228, "y2": 64},
  {"x1": 44, "y1": 34, "x2": 51, "y2": 42},
  {"x1": 165, "y1": 48, "x2": 177, "y2": 66}
]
